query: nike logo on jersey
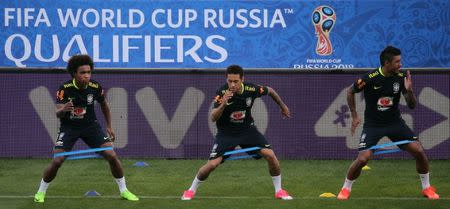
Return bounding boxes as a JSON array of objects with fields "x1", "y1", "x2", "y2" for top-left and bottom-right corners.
[
  {"x1": 373, "y1": 86, "x2": 382, "y2": 90},
  {"x1": 226, "y1": 102, "x2": 234, "y2": 105}
]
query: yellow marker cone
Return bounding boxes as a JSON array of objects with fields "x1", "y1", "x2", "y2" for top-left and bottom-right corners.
[
  {"x1": 362, "y1": 165, "x2": 371, "y2": 170},
  {"x1": 319, "y1": 192, "x2": 336, "y2": 198}
]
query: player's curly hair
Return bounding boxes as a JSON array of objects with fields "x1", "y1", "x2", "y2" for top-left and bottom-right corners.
[
  {"x1": 67, "y1": 54, "x2": 94, "y2": 78},
  {"x1": 380, "y1": 46, "x2": 401, "y2": 66},
  {"x1": 226, "y1": 65, "x2": 244, "y2": 78}
]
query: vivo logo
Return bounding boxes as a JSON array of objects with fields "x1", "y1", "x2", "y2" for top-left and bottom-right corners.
[{"x1": 29, "y1": 86, "x2": 268, "y2": 149}]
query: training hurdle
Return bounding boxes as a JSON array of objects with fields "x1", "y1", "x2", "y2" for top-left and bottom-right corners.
[
  {"x1": 53, "y1": 147, "x2": 113, "y2": 160},
  {"x1": 224, "y1": 147, "x2": 261, "y2": 161},
  {"x1": 370, "y1": 140, "x2": 413, "y2": 155}
]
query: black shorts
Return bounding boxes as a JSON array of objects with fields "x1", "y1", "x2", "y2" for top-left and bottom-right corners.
[
  {"x1": 358, "y1": 120, "x2": 418, "y2": 151},
  {"x1": 55, "y1": 123, "x2": 111, "y2": 150},
  {"x1": 209, "y1": 126, "x2": 271, "y2": 161}
]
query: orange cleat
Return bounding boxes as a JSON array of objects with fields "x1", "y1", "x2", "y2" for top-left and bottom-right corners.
[
  {"x1": 337, "y1": 188, "x2": 351, "y2": 200},
  {"x1": 422, "y1": 186, "x2": 439, "y2": 199}
]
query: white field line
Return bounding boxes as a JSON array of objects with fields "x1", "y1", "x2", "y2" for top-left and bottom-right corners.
[{"x1": 0, "y1": 195, "x2": 448, "y2": 200}]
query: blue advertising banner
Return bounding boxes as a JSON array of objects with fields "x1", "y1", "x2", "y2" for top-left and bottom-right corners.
[{"x1": 1, "y1": 0, "x2": 448, "y2": 68}]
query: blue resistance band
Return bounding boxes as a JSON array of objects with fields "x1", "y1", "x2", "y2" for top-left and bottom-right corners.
[
  {"x1": 66, "y1": 154, "x2": 102, "y2": 160},
  {"x1": 227, "y1": 154, "x2": 259, "y2": 161},
  {"x1": 370, "y1": 140, "x2": 413, "y2": 155},
  {"x1": 224, "y1": 147, "x2": 261, "y2": 161},
  {"x1": 54, "y1": 147, "x2": 113, "y2": 158},
  {"x1": 223, "y1": 147, "x2": 261, "y2": 156}
]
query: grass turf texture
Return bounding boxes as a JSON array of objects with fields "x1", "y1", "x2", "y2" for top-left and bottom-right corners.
[{"x1": 0, "y1": 159, "x2": 448, "y2": 209}]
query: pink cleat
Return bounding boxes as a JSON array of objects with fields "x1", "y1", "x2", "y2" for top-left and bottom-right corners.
[
  {"x1": 181, "y1": 190, "x2": 195, "y2": 200},
  {"x1": 422, "y1": 186, "x2": 439, "y2": 200},
  {"x1": 337, "y1": 188, "x2": 351, "y2": 200},
  {"x1": 275, "y1": 189, "x2": 293, "y2": 200}
]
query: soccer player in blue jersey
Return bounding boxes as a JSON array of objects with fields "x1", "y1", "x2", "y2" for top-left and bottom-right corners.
[
  {"x1": 34, "y1": 55, "x2": 138, "y2": 202},
  {"x1": 182, "y1": 65, "x2": 293, "y2": 200},
  {"x1": 337, "y1": 46, "x2": 439, "y2": 200}
]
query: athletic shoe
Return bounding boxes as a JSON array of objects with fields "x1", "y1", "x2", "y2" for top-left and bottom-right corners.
[
  {"x1": 275, "y1": 189, "x2": 293, "y2": 200},
  {"x1": 120, "y1": 189, "x2": 139, "y2": 201},
  {"x1": 422, "y1": 186, "x2": 439, "y2": 199},
  {"x1": 337, "y1": 188, "x2": 351, "y2": 200},
  {"x1": 34, "y1": 191, "x2": 45, "y2": 203},
  {"x1": 181, "y1": 190, "x2": 195, "y2": 200}
]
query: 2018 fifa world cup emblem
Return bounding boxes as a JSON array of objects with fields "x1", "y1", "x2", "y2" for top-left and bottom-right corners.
[{"x1": 312, "y1": 6, "x2": 336, "y2": 56}]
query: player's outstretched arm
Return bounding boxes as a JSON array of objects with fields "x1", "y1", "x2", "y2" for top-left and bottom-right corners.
[
  {"x1": 347, "y1": 86, "x2": 360, "y2": 136},
  {"x1": 100, "y1": 100, "x2": 116, "y2": 141},
  {"x1": 267, "y1": 87, "x2": 291, "y2": 119},
  {"x1": 403, "y1": 70, "x2": 417, "y2": 109}
]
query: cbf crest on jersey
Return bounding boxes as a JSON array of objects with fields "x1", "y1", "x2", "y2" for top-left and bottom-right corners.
[
  {"x1": 87, "y1": 94, "x2": 94, "y2": 105},
  {"x1": 393, "y1": 83, "x2": 400, "y2": 94},
  {"x1": 246, "y1": 97, "x2": 252, "y2": 107}
]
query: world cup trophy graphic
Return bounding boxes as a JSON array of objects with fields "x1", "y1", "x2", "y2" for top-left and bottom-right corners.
[{"x1": 312, "y1": 6, "x2": 336, "y2": 56}]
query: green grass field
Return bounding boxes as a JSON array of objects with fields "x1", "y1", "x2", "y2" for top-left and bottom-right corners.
[{"x1": 0, "y1": 159, "x2": 448, "y2": 209}]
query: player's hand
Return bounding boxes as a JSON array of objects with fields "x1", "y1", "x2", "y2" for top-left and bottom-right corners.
[
  {"x1": 281, "y1": 105, "x2": 291, "y2": 119},
  {"x1": 350, "y1": 116, "x2": 361, "y2": 136},
  {"x1": 106, "y1": 127, "x2": 116, "y2": 142},
  {"x1": 221, "y1": 90, "x2": 234, "y2": 104},
  {"x1": 62, "y1": 101, "x2": 74, "y2": 112},
  {"x1": 404, "y1": 70, "x2": 413, "y2": 92}
]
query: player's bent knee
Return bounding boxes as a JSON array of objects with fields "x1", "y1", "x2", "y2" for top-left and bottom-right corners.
[
  {"x1": 263, "y1": 153, "x2": 279, "y2": 163},
  {"x1": 102, "y1": 151, "x2": 119, "y2": 161},
  {"x1": 411, "y1": 149, "x2": 427, "y2": 160},
  {"x1": 406, "y1": 142, "x2": 427, "y2": 157},
  {"x1": 206, "y1": 158, "x2": 222, "y2": 170},
  {"x1": 263, "y1": 154, "x2": 278, "y2": 162},
  {"x1": 52, "y1": 157, "x2": 65, "y2": 167},
  {"x1": 208, "y1": 161, "x2": 220, "y2": 169},
  {"x1": 410, "y1": 142, "x2": 425, "y2": 152},
  {"x1": 356, "y1": 156, "x2": 370, "y2": 165},
  {"x1": 260, "y1": 148, "x2": 276, "y2": 157}
]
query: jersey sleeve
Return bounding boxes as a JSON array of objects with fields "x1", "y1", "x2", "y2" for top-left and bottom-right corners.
[
  {"x1": 255, "y1": 84, "x2": 269, "y2": 98},
  {"x1": 351, "y1": 74, "x2": 370, "y2": 93},
  {"x1": 213, "y1": 88, "x2": 225, "y2": 108},
  {"x1": 96, "y1": 83, "x2": 106, "y2": 103},
  {"x1": 56, "y1": 85, "x2": 67, "y2": 104}
]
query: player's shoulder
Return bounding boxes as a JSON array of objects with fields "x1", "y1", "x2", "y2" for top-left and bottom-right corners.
[
  {"x1": 244, "y1": 82, "x2": 268, "y2": 95},
  {"x1": 88, "y1": 79, "x2": 101, "y2": 89},
  {"x1": 60, "y1": 80, "x2": 75, "y2": 89},
  {"x1": 396, "y1": 71, "x2": 405, "y2": 78},
  {"x1": 243, "y1": 82, "x2": 258, "y2": 92},
  {"x1": 364, "y1": 68, "x2": 382, "y2": 80}
]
